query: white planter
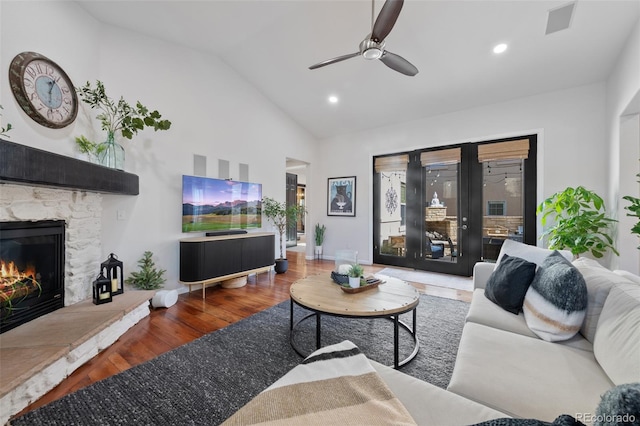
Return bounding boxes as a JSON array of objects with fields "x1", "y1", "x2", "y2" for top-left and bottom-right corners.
[
  {"x1": 348, "y1": 276, "x2": 360, "y2": 288},
  {"x1": 314, "y1": 245, "x2": 323, "y2": 255},
  {"x1": 151, "y1": 289, "x2": 178, "y2": 308}
]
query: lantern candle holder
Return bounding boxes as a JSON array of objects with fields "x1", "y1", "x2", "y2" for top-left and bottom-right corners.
[
  {"x1": 101, "y1": 253, "x2": 124, "y2": 296},
  {"x1": 93, "y1": 272, "x2": 112, "y2": 305}
]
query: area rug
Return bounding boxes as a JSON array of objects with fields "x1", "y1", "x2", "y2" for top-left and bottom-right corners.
[
  {"x1": 378, "y1": 267, "x2": 474, "y2": 291},
  {"x1": 12, "y1": 294, "x2": 469, "y2": 426}
]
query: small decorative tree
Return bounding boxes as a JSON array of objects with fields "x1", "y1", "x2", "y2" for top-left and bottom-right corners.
[
  {"x1": 0, "y1": 105, "x2": 12, "y2": 138},
  {"x1": 125, "y1": 251, "x2": 166, "y2": 290},
  {"x1": 623, "y1": 172, "x2": 640, "y2": 250},
  {"x1": 537, "y1": 186, "x2": 618, "y2": 258},
  {"x1": 261, "y1": 197, "x2": 303, "y2": 260}
]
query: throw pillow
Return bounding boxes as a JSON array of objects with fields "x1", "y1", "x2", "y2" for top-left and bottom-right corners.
[
  {"x1": 594, "y1": 382, "x2": 640, "y2": 426},
  {"x1": 523, "y1": 251, "x2": 587, "y2": 342},
  {"x1": 495, "y1": 239, "x2": 573, "y2": 269},
  {"x1": 572, "y1": 257, "x2": 633, "y2": 343},
  {"x1": 472, "y1": 414, "x2": 586, "y2": 426},
  {"x1": 485, "y1": 254, "x2": 537, "y2": 314}
]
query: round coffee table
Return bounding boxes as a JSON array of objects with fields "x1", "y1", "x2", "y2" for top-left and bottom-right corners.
[{"x1": 289, "y1": 274, "x2": 420, "y2": 368}]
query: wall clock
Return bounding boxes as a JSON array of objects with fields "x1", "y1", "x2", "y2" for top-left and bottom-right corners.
[{"x1": 9, "y1": 51, "x2": 78, "y2": 129}]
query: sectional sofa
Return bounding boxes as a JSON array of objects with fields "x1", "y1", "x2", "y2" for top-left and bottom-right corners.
[{"x1": 226, "y1": 240, "x2": 640, "y2": 425}]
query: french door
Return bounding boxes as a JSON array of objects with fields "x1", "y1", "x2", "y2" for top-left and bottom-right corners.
[{"x1": 373, "y1": 136, "x2": 537, "y2": 276}]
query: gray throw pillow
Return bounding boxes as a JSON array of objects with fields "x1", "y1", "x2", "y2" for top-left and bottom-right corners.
[
  {"x1": 523, "y1": 251, "x2": 587, "y2": 342},
  {"x1": 485, "y1": 254, "x2": 537, "y2": 314}
]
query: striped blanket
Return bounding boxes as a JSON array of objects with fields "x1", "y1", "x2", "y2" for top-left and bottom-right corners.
[{"x1": 222, "y1": 340, "x2": 417, "y2": 425}]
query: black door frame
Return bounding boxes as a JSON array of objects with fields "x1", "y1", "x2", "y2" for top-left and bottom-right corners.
[{"x1": 373, "y1": 135, "x2": 537, "y2": 276}]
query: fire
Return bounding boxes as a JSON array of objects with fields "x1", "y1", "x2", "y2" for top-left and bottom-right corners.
[{"x1": 0, "y1": 260, "x2": 39, "y2": 303}]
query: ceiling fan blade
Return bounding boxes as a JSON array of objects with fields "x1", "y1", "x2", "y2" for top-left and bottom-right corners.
[
  {"x1": 380, "y1": 51, "x2": 418, "y2": 76},
  {"x1": 371, "y1": 0, "x2": 404, "y2": 42},
  {"x1": 309, "y1": 52, "x2": 360, "y2": 70}
]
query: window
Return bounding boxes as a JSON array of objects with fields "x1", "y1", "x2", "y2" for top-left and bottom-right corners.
[{"x1": 487, "y1": 201, "x2": 506, "y2": 216}]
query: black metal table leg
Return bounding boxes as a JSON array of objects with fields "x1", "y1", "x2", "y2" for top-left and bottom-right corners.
[
  {"x1": 316, "y1": 313, "x2": 322, "y2": 350},
  {"x1": 394, "y1": 315, "x2": 399, "y2": 369},
  {"x1": 290, "y1": 298, "x2": 293, "y2": 331}
]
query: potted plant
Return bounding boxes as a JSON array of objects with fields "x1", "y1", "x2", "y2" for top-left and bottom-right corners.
[
  {"x1": 537, "y1": 186, "x2": 618, "y2": 258},
  {"x1": 261, "y1": 197, "x2": 304, "y2": 274},
  {"x1": 76, "y1": 80, "x2": 171, "y2": 170},
  {"x1": 0, "y1": 105, "x2": 12, "y2": 138},
  {"x1": 125, "y1": 251, "x2": 177, "y2": 308},
  {"x1": 347, "y1": 264, "x2": 364, "y2": 288},
  {"x1": 314, "y1": 223, "x2": 326, "y2": 256},
  {"x1": 623, "y1": 172, "x2": 640, "y2": 249},
  {"x1": 74, "y1": 135, "x2": 105, "y2": 163}
]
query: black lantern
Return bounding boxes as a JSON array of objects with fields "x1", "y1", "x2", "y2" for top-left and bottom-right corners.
[
  {"x1": 101, "y1": 253, "x2": 124, "y2": 296},
  {"x1": 93, "y1": 272, "x2": 112, "y2": 305}
]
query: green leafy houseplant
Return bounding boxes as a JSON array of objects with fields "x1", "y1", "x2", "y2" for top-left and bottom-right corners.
[
  {"x1": 261, "y1": 197, "x2": 304, "y2": 260},
  {"x1": 74, "y1": 135, "x2": 106, "y2": 159},
  {"x1": 0, "y1": 105, "x2": 12, "y2": 138},
  {"x1": 348, "y1": 264, "x2": 364, "y2": 278},
  {"x1": 314, "y1": 223, "x2": 326, "y2": 246},
  {"x1": 77, "y1": 80, "x2": 171, "y2": 139},
  {"x1": 125, "y1": 251, "x2": 166, "y2": 290},
  {"x1": 537, "y1": 186, "x2": 618, "y2": 258},
  {"x1": 622, "y1": 172, "x2": 640, "y2": 249}
]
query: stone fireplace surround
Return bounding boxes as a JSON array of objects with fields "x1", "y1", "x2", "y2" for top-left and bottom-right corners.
[{"x1": 0, "y1": 140, "x2": 150, "y2": 423}]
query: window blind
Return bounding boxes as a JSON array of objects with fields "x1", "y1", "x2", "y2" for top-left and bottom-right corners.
[
  {"x1": 420, "y1": 148, "x2": 461, "y2": 167},
  {"x1": 477, "y1": 139, "x2": 529, "y2": 162},
  {"x1": 374, "y1": 154, "x2": 409, "y2": 172}
]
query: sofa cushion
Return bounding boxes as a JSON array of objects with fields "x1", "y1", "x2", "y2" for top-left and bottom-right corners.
[
  {"x1": 371, "y1": 360, "x2": 509, "y2": 425},
  {"x1": 495, "y1": 239, "x2": 572, "y2": 268},
  {"x1": 593, "y1": 283, "x2": 640, "y2": 385},
  {"x1": 448, "y1": 322, "x2": 614, "y2": 421},
  {"x1": 485, "y1": 254, "x2": 536, "y2": 314},
  {"x1": 523, "y1": 252, "x2": 587, "y2": 342},
  {"x1": 571, "y1": 257, "x2": 634, "y2": 343},
  {"x1": 612, "y1": 269, "x2": 640, "y2": 284}
]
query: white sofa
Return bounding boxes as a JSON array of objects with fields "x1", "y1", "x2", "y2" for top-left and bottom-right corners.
[{"x1": 229, "y1": 241, "x2": 640, "y2": 425}]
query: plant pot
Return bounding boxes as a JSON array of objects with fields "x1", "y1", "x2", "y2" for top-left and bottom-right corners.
[
  {"x1": 274, "y1": 259, "x2": 288, "y2": 274},
  {"x1": 314, "y1": 245, "x2": 323, "y2": 255},
  {"x1": 348, "y1": 276, "x2": 360, "y2": 288}
]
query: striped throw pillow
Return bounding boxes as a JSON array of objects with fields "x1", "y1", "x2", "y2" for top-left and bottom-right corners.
[{"x1": 523, "y1": 251, "x2": 587, "y2": 342}]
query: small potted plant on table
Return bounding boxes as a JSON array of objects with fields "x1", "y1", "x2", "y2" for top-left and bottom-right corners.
[{"x1": 347, "y1": 264, "x2": 364, "y2": 288}]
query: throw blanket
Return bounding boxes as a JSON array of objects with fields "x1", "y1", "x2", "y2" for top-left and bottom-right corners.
[{"x1": 222, "y1": 340, "x2": 417, "y2": 425}]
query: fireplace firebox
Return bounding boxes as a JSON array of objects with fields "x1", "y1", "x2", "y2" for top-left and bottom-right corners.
[{"x1": 0, "y1": 220, "x2": 65, "y2": 333}]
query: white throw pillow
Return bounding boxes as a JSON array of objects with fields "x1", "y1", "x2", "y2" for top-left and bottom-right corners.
[
  {"x1": 495, "y1": 239, "x2": 573, "y2": 268},
  {"x1": 613, "y1": 270, "x2": 640, "y2": 285},
  {"x1": 523, "y1": 251, "x2": 587, "y2": 342},
  {"x1": 572, "y1": 257, "x2": 633, "y2": 343}
]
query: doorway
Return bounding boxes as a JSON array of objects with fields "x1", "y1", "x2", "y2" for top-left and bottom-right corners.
[{"x1": 373, "y1": 135, "x2": 537, "y2": 276}]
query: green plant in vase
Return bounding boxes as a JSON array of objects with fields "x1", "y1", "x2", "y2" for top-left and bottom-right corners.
[
  {"x1": 314, "y1": 223, "x2": 326, "y2": 256},
  {"x1": 76, "y1": 80, "x2": 171, "y2": 170},
  {"x1": 0, "y1": 105, "x2": 12, "y2": 138},
  {"x1": 537, "y1": 186, "x2": 618, "y2": 258},
  {"x1": 347, "y1": 264, "x2": 364, "y2": 288},
  {"x1": 623, "y1": 172, "x2": 640, "y2": 249},
  {"x1": 261, "y1": 197, "x2": 305, "y2": 273}
]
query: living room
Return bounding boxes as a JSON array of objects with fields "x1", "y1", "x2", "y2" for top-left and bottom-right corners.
[{"x1": 1, "y1": 0, "x2": 639, "y2": 424}]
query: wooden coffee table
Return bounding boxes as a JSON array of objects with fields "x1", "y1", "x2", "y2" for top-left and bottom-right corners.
[{"x1": 289, "y1": 274, "x2": 420, "y2": 368}]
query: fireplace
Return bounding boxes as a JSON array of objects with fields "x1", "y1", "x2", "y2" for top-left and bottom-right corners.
[{"x1": 0, "y1": 220, "x2": 65, "y2": 334}]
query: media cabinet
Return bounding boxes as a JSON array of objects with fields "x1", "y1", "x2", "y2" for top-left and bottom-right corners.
[{"x1": 179, "y1": 232, "x2": 275, "y2": 298}]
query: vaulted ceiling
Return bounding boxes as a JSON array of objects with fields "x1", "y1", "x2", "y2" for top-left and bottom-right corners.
[{"x1": 77, "y1": 0, "x2": 640, "y2": 140}]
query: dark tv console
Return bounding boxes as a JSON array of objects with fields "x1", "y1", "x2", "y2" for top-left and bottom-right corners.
[{"x1": 179, "y1": 232, "x2": 275, "y2": 298}]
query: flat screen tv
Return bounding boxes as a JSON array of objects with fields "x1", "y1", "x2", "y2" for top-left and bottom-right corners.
[{"x1": 182, "y1": 175, "x2": 262, "y2": 233}]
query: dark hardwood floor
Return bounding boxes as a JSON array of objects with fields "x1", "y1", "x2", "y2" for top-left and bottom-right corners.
[{"x1": 19, "y1": 251, "x2": 470, "y2": 416}]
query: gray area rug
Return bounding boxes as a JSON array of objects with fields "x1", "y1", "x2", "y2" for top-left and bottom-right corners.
[{"x1": 12, "y1": 294, "x2": 469, "y2": 426}]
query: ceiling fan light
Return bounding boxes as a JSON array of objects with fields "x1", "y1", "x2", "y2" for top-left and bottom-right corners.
[{"x1": 363, "y1": 48, "x2": 383, "y2": 60}]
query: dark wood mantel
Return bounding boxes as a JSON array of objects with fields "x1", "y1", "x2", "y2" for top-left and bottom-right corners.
[{"x1": 0, "y1": 139, "x2": 139, "y2": 195}]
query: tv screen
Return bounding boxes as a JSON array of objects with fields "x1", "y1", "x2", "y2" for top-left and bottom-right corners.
[{"x1": 182, "y1": 175, "x2": 262, "y2": 233}]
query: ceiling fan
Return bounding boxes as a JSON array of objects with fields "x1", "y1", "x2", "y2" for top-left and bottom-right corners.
[{"x1": 309, "y1": 0, "x2": 418, "y2": 76}]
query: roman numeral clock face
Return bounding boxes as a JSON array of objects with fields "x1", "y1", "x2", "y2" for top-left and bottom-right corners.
[{"x1": 9, "y1": 52, "x2": 78, "y2": 129}]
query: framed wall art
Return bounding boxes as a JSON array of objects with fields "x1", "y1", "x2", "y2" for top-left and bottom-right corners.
[{"x1": 327, "y1": 176, "x2": 356, "y2": 217}]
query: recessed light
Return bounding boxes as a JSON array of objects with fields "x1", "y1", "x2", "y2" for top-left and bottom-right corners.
[
  {"x1": 328, "y1": 95, "x2": 339, "y2": 104},
  {"x1": 493, "y1": 43, "x2": 508, "y2": 54}
]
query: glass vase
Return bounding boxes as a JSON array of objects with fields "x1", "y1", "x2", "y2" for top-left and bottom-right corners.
[{"x1": 98, "y1": 132, "x2": 125, "y2": 171}]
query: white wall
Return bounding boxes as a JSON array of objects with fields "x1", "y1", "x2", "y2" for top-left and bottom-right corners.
[
  {"x1": 313, "y1": 83, "x2": 609, "y2": 265},
  {"x1": 1, "y1": 1, "x2": 318, "y2": 291},
  {"x1": 607, "y1": 19, "x2": 640, "y2": 274}
]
